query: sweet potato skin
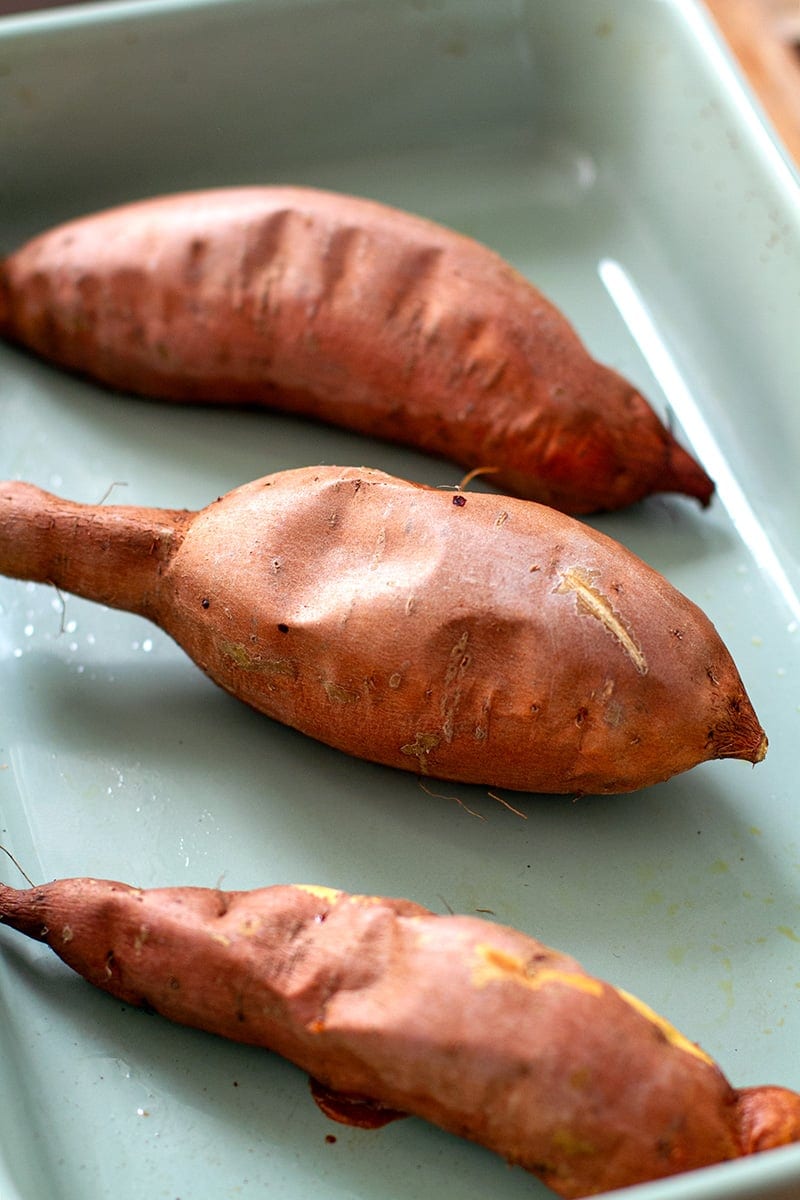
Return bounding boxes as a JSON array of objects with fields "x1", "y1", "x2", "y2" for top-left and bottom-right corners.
[
  {"x1": 1, "y1": 877, "x2": 798, "y2": 1197},
  {"x1": 0, "y1": 186, "x2": 713, "y2": 514},
  {"x1": 0, "y1": 466, "x2": 765, "y2": 794}
]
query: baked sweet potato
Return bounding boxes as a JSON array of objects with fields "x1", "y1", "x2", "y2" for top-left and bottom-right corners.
[
  {"x1": 0, "y1": 186, "x2": 713, "y2": 514},
  {"x1": 0, "y1": 466, "x2": 765, "y2": 794},
  {"x1": 1, "y1": 876, "x2": 797, "y2": 1197}
]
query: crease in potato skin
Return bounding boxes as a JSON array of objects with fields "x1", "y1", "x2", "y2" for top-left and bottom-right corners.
[
  {"x1": 0, "y1": 465, "x2": 765, "y2": 793},
  {"x1": 0, "y1": 877, "x2": 797, "y2": 1198},
  {"x1": 0, "y1": 186, "x2": 714, "y2": 514}
]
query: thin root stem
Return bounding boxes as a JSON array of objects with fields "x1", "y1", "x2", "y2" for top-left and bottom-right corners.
[
  {"x1": 487, "y1": 790, "x2": 527, "y2": 819},
  {"x1": 98, "y1": 481, "x2": 129, "y2": 505},
  {"x1": 51, "y1": 581, "x2": 67, "y2": 636},
  {"x1": 0, "y1": 843, "x2": 36, "y2": 887},
  {"x1": 457, "y1": 466, "x2": 499, "y2": 491},
  {"x1": 417, "y1": 780, "x2": 486, "y2": 821}
]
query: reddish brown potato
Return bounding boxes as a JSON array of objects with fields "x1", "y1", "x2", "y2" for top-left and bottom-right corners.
[
  {"x1": 1, "y1": 876, "x2": 797, "y2": 1197},
  {"x1": 0, "y1": 186, "x2": 713, "y2": 514},
  {"x1": 0, "y1": 466, "x2": 764, "y2": 794}
]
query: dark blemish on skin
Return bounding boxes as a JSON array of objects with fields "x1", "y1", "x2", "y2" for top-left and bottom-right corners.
[
  {"x1": 277, "y1": 623, "x2": 289, "y2": 633},
  {"x1": 452, "y1": 495, "x2": 467, "y2": 507},
  {"x1": 310, "y1": 1077, "x2": 408, "y2": 1129},
  {"x1": 201, "y1": 598, "x2": 210, "y2": 609}
]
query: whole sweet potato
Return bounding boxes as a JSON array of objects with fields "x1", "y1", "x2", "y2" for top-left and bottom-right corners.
[
  {"x1": 0, "y1": 466, "x2": 764, "y2": 793},
  {"x1": 0, "y1": 186, "x2": 713, "y2": 514},
  {"x1": 1, "y1": 876, "x2": 798, "y2": 1197}
]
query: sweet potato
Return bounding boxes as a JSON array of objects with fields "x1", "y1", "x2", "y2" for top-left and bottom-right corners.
[
  {"x1": 1, "y1": 876, "x2": 798, "y2": 1196},
  {"x1": 0, "y1": 466, "x2": 765, "y2": 794},
  {"x1": 0, "y1": 186, "x2": 713, "y2": 514}
]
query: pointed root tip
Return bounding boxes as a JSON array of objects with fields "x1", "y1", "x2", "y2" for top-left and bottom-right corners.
[
  {"x1": 713, "y1": 701, "x2": 767, "y2": 765},
  {"x1": 752, "y1": 732, "x2": 769, "y2": 765},
  {"x1": 660, "y1": 437, "x2": 715, "y2": 507},
  {"x1": 725, "y1": 726, "x2": 768, "y2": 766}
]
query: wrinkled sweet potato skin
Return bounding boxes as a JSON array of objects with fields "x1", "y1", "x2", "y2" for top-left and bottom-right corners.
[
  {"x1": 0, "y1": 187, "x2": 713, "y2": 514},
  {"x1": 0, "y1": 467, "x2": 765, "y2": 794},
  {"x1": 1, "y1": 878, "x2": 798, "y2": 1198}
]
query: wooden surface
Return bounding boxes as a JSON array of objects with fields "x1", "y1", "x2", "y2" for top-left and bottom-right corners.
[{"x1": 704, "y1": 0, "x2": 800, "y2": 164}]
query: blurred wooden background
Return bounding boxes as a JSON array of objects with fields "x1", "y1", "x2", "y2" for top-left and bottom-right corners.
[{"x1": 705, "y1": 0, "x2": 800, "y2": 163}]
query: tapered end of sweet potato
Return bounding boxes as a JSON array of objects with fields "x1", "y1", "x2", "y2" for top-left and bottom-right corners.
[
  {"x1": 736, "y1": 1086, "x2": 800, "y2": 1153},
  {"x1": 710, "y1": 700, "x2": 768, "y2": 766},
  {"x1": 0, "y1": 480, "x2": 191, "y2": 617},
  {"x1": 0, "y1": 883, "x2": 42, "y2": 938},
  {"x1": 497, "y1": 374, "x2": 716, "y2": 514},
  {"x1": 656, "y1": 434, "x2": 715, "y2": 507}
]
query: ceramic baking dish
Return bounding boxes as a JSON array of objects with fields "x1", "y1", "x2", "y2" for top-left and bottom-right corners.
[{"x1": 0, "y1": 1, "x2": 798, "y2": 1197}]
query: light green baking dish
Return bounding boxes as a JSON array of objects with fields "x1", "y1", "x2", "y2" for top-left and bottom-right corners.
[{"x1": 0, "y1": 1, "x2": 798, "y2": 1197}]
